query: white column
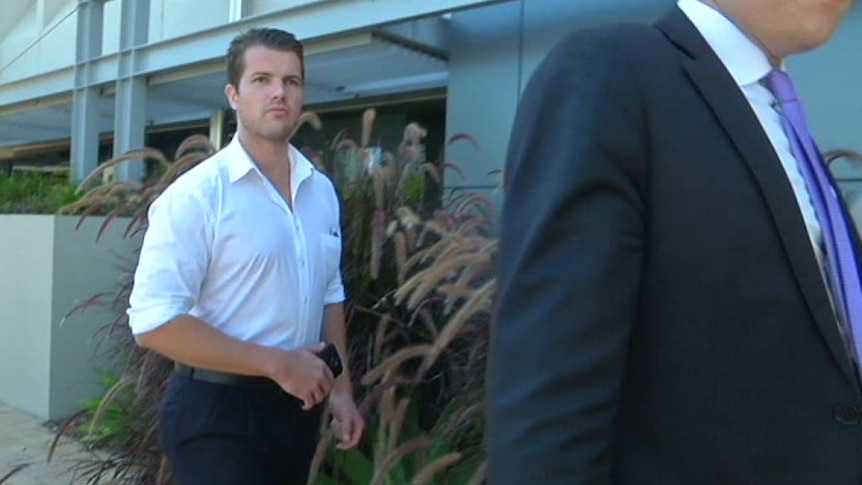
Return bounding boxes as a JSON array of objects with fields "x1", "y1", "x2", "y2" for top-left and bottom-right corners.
[
  {"x1": 113, "y1": 0, "x2": 151, "y2": 181},
  {"x1": 70, "y1": 0, "x2": 105, "y2": 183},
  {"x1": 209, "y1": 110, "x2": 226, "y2": 150},
  {"x1": 229, "y1": 0, "x2": 246, "y2": 22}
]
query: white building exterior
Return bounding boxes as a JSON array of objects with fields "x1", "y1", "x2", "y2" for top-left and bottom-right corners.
[{"x1": 0, "y1": 0, "x2": 860, "y2": 197}]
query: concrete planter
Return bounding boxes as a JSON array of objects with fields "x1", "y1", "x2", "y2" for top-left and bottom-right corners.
[{"x1": 0, "y1": 215, "x2": 138, "y2": 421}]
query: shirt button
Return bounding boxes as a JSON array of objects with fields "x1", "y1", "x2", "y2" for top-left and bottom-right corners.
[{"x1": 833, "y1": 405, "x2": 861, "y2": 425}]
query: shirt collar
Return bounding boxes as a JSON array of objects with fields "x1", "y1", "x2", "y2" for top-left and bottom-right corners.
[
  {"x1": 291, "y1": 145, "x2": 314, "y2": 190},
  {"x1": 677, "y1": 0, "x2": 775, "y2": 86},
  {"x1": 224, "y1": 135, "x2": 314, "y2": 186}
]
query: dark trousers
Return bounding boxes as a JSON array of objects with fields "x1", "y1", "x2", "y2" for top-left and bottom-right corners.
[{"x1": 159, "y1": 373, "x2": 323, "y2": 485}]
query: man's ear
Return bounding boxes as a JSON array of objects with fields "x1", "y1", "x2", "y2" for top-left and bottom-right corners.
[{"x1": 225, "y1": 84, "x2": 238, "y2": 110}]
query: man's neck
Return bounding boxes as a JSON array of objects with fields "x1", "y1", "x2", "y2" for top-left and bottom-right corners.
[
  {"x1": 697, "y1": 0, "x2": 783, "y2": 68},
  {"x1": 237, "y1": 130, "x2": 292, "y2": 180}
]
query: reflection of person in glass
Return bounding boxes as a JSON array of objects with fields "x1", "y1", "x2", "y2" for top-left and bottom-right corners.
[
  {"x1": 490, "y1": 0, "x2": 860, "y2": 483},
  {"x1": 127, "y1": 28, "x2": 363, "y2": 485}
]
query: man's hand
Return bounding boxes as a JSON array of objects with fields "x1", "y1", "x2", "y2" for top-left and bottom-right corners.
[
  {"x1": 270, "y1": 343, "x2": 335, "y2": 410},
  {"x1": 327, "y1": 391, "x2": 364, "y2": 449}
]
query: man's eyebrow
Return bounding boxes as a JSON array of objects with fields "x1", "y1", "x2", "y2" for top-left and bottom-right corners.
[{"x1": 247, "y1": 72, "x2": 301, "y2": 80}]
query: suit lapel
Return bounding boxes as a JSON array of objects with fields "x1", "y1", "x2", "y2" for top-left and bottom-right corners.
[{"x1": 657, "y1": 8, "x2": 860, "y2": 390}]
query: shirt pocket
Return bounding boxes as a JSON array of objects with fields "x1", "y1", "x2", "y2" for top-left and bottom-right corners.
[{"x1": 319, "y1": 233, "x2": 342, "y2": 282}]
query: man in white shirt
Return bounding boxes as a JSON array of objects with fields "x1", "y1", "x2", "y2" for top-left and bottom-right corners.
[
  {"x1": 127, "y1": 28, "x2": 364, "y2": 485},
  {"x1": 490, "y1": 0, "x2": 860, "y2": 483}
]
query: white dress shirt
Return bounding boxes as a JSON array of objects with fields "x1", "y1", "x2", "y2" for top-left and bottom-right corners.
[
  {"x1": 127, "y1": 135, "x2": 345, "y2": 352},
  {"x1": 678, "y1": 0, "x2": 826, "y2": 271}
]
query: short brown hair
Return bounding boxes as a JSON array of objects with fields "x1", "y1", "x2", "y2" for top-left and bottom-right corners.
[{"x1": 226, "y1": 28, "x2": 304, "y2": 88}]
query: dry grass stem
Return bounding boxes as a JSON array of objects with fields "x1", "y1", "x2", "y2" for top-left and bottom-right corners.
[
  {"x1": 373, "y1": 313, "x2": 392, "y2": 364},
  {"x1": 0, "y1": 464, "x2": 32, "y2": 484},
  {"x1": 371, "y1": 210, "x2": 385, "y2": 279},
  {"x1": 291, "y1": 111, "x2": 323, "y2": 139},
  {"x1": 76, "y1": 148, "x2": 169, "y2": 194},
  {"x1": 86, "y1": 375, "x2": 135, "y2": 441},
  {"x1": 362, "y1": 109, "x2": 377, "y2": 147},
  {"x1": 387, "y1": 397, "x2": 411, "y2": 451},
  {"x1": 370, "y1": 435, "x2": 434, "y2": 485},
  {"x1": 399, "y1": 253, "x2": 492, "y2": 310},
  {"x1": 361, "y1": 344, "x2": 433, "y2": 386},
  {"x1": 419, "y1": 279, "x2": 495, "y2": 374},
  {"x1": 394, "y1": 232, "x2": 408, "y2": 282},
  {"x1": 467, "y1": 460, "x2": 489, "y2": 485},
  {"x1": 410, "y1": 452, "x2": 463, "y2": 485}
]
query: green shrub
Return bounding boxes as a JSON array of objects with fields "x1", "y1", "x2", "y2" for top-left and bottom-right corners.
[
  {"x1": 0, "y1": 171, "x2": 80, "y2": 214},
  {"x1": 78, "y1": 371, "x2": 139, "y2": 449}
]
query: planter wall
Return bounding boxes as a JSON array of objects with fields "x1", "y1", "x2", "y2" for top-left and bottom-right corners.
[{"x1": 0, "y1": 215, "x2": 138, "y2": 421}]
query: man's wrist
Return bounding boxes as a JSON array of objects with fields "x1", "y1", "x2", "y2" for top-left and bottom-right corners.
[
  {"x1": 329, "y1": 380, "x2": 353, "y2": 400},
  {"x1": 249, "y1": 343, "x2": 286, "y2": 380}
]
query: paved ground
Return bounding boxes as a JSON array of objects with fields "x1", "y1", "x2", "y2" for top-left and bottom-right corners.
[{"x1": 0, "y1": 402, "x2": 113, "y2": 485}]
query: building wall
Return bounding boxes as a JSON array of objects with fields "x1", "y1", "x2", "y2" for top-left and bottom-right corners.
[
  {"x1": 0, "y1": 215, "x2": 136, "y2": 421},
  {"x1": 248, "y1": 0, "x2": 332, "y2": 16},
  {"x1": 0, "y1": 0, "x2": 77, "y2": 84},
  {"x1": 0, "y1": 215, "x2": 54, "y2": 418},
  {"x1": 792, "y1": 5, "x2": 862, "y2": 165},
  {"x1": 445, "y1": 0, "x2": 862, "y2": 202},
  {"x1": 802, "y1": 6, "x2": 862, "y2": 222},
  {"x1": 444, "y1": 0, "x2": 668, "y2": 198},
  {"x1": 111, "y1": 0, "x2": 339, "y2": 51},
  {"x1": 444, "y1": 1, "x2": 521, "y2": 197},
  {"x1": 37, "y1": 3, "x2": 77, "y2": 73},
  {"x1": 102, "y1": 0, "x2": 121, "y2": 55},
  {"x1": 49, "y1": 216, "x2": 136, "y2": 420},
  {"x1": 105, "y1": 0, "x2": 234, "y2": 54},
  {"x1": 0, "y1": 0, "x2": 340, "y2": 82},
  {"x1": 147, "y1": 0, "x2": 232, "y2": 45}
]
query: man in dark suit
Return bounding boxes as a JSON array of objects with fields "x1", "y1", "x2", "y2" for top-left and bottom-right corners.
[{"x1": 489, "y1": 0, "x2": 860, "y2": 483}]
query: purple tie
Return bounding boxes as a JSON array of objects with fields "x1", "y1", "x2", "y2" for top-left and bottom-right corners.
[{"x1": 764, "y1": 69, "x2": 862, "y2": 364}]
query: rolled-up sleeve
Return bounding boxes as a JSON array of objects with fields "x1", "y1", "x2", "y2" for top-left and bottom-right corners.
[
  {"x1": 127, "y1": 186, "x2": 212, "y2": 335},
  {"x1": 324, "y1": 185, "x2": 345, "y2": 305},
  {"x1": 324, "y1": 270, "x2": 345, "y2": 305}
]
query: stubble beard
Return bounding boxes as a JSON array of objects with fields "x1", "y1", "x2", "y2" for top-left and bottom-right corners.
[{"x1": 242, "y1": 114, "x2": 296, "y2": 145}]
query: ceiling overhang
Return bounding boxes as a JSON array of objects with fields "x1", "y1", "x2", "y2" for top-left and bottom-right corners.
[{"x1": 0, "y1": 27, "x2": 448, "y2": 151}]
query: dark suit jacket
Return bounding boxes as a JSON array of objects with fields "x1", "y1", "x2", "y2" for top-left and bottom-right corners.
[{"x1": 489, "y1": 7, "x2": 862, "y2": 485}]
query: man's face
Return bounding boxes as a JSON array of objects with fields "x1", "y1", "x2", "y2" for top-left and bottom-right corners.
[
  {"x1": 225, "y1": 45, "x2": 304, "y2": 144},
  {"x1": 718, "y1": 0, "x2": 853, "y2": 61}
]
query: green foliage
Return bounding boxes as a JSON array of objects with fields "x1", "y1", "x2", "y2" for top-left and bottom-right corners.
[
  {"x1": 401, "y1": 173, "x2": 427, "y2": 210},
  {"x1": 320, "y1": 391, "x2": 486, "y2": 485},
  {"x1": 309, "y1": 183, "x2": 496, "y2": 485},
  {"x1": 297, "y1": 112, "x2": 494, "y2": 485},
  {"x1": 0, "y1": 171, "x2": 80, "y2": 214},
  {"x1": 321, "y1": 110, "x2": 442, "y2": 318},
  {"x1": 77, "y1": 371, "x2": 138, "y2": 448}
]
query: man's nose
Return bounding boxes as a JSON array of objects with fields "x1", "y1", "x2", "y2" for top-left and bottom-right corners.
[{"x1": 271, "y1": 82, "x2": 286, "y2": 99}]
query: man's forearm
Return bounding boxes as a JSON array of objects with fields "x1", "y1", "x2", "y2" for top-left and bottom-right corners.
[
  {"x1": 321, "y1": 303, "x2": 352, "y2": 395},
  {"x1": 135, "y1": 314, "x2": 282, "y2": 378}
]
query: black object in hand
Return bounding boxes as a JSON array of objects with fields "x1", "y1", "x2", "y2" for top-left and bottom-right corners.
[{"x1": 318, "y1": 343, "x2": 343, "y2": 378}]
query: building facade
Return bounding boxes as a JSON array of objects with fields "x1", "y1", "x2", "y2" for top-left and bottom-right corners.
[{"x1": 0, "y1": 0, "x2": 860, "y2": 200}]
